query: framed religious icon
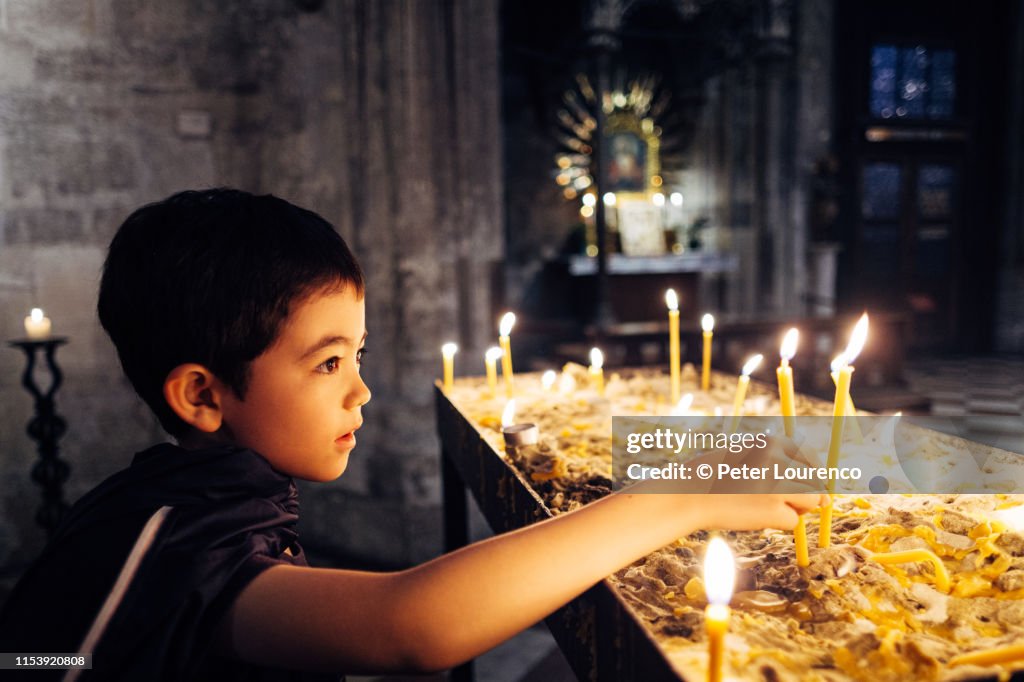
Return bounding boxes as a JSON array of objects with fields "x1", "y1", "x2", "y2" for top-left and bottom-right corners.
[
  {"x1": 607, "y1": 132, "x2": 646, "y2": 193},
  {"x1": 604, "y1": 112, "x2": 661, "y2": 195},
  {"x1": 617, "y1": 199, "x2": 664, "y2": 256}
]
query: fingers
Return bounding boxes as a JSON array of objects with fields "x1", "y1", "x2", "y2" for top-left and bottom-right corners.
[{"x1": 784, "y1": 493, "x2": 826, "y2": 515}]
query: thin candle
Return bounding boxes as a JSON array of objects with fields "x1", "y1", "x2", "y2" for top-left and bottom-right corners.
[
  {"x1": 776, "y1": 328, "x2": 798, "y2": 438},
  {"x1": 484, "y1": 346, "x2": 503, "y2": 398},
  {"x1": 589, "y1": 347, "x2": 604, "y2": 396},
  {"x1": 949, "y1": 644, "x2": 1024, "y2": 668},
  {"x1": 819, "y1": 313, "x2": 869, "y2": 548},
  {"x1": 441, "y1": 342, "x2": 458, "y2": 393},
  {"x1": 666, "y1": 289, "x2": 681, "y2": 403},
  {"x1": 730, "y1": 354, "x2": 762, "y2": 432},
  {"x1": 701, "y1": 314, "x2": 714, "y2": 391},
  {"x1": 703, "y1": 537, "x2": 735, "y2": 682},
  {"x1": 499, "y1": 312, "x2": 516, "y2": 397}
]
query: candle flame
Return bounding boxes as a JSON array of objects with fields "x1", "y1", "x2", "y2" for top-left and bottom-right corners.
[
  {"x1": 485, "y1": 346, "x2": 504, "y2": 362},
  {"x1": 558, "y1": 372, "x2": 577, "y2": 394},
  {"x1": 671, "y1": 393, "x2": 694, "y2": 416},
  {"x1": 780, "y1": 328, "x2": 799, "y2": 361},
  {"x1": 541, "y1": 370, "x2": 557, "y2": 390},
  {"x1": 843, "y1": 313, "x2": 869, "y2": 364},
  {"x1": 665, "y1": 289, "x2": 678, "y2": 311},
  {"x1": 441, "y1": 342, "x2": 458, "y2": 358},
  {"x1": 703, "y1": 536, "x2": 736, "y2": 606},
  {"x1": 499, "y1": 312, "x2": 516, "y2": 337},
  {"x1": 702, "y1": 313, "x2": 715, "y2": 332},
  {"x1": 589, "y1": 347, "x2": 604, "y2": 370},
  {"x1": 741, "y1": 354, "x2": 763, "y2": 376},
  {"x1": 831, "y1": 353, "x2": 848, "y2": 373},
  {"x1": 602, "y1": 192, "x2": 617, "y2": 206},
  {"x1": 30, "y1": 308, "x2": 44, "y2": 321},
  {"x1": 501, "y1": 399, "x2": 516, "y2": 428},
  {"x1": 670, "y1": 192, "x2": 683, "y2": 206}
]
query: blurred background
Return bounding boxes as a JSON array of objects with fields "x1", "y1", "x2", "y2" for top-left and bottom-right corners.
[{"x1": 0, "y1": 2, "x2": 1021, "y2": 675}]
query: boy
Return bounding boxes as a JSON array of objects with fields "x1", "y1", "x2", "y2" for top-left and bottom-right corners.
[{"x1": 0, "y1": 189, "x2": 822, "y2": 680}]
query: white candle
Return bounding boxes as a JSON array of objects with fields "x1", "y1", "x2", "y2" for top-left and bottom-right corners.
[{"x1": 24, "y1": 308, "x2": 52, "y2": 339}]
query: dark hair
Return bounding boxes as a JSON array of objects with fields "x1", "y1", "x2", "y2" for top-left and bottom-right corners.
[{"x1": 98, "y1": 188, "x2": 364, "y2": 436}]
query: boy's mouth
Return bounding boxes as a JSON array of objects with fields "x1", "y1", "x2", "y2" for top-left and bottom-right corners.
[{"x1": 336, "y1": 422, "x2": 362, "y2": 445}]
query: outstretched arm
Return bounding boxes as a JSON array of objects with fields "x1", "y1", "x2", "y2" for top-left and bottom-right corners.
[{"x1": 217, "y1": 485, "x2": 823, "y2": 675}]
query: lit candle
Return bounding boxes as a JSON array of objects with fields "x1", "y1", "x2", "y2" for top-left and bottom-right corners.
[
  {"x1": 24, "y1": 308, "x2": 52, "y2": 340},
  {"x1": 701, "y1": 314, "x2": 714, "y2": 391},
  {"x1": 500, "y1": 399, "x2": 538, "y2": 448},
  {"x1": 541, "y1": 369, "x2": 557, "y2": 391},
  {"x1": 819, "y1": 313, "x2": 869, "y2": 549},
  {"x1": 589, "y1": 347, "x2": 604, "y2": 396},
  {"x1": 703, "y1": 536, "x2": 735, "y2": 682},
  {"x1": 666, "y1": 289, "x2": 681, "y2": 404},
  {"x1": 829, "y1": 370, "x2": 864, "y2": 443},
  {"x1": 730, "y1": 354, "x2": 763, "y2": 432},
  {"x1": 441, "y1": 342, "x2": 458, "y2": 393},
  {"x1": 484, "y1": 346, "x2": 503, "y2": 397},
  {"x1": 776, "y1": 328, "x2": 798, "y2": 438},
  {"x1": 949, "y1": 644, "x2": 1024, "y2": 668},
  {"x1": 499, "y1": 312, "x2": 516, "y2": 397},
  {"x1": 671, "y1": 393, "x2": 694, "y2": 416},
  {"x1": 870, "y1": 548, "x2": 951, "y2": 593}
]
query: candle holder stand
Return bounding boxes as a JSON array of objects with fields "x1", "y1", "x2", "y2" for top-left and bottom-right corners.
[{"x1": 8, "y1": 337, "x2": 70, "y2": 536}]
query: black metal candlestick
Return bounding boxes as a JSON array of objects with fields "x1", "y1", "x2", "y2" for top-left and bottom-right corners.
[{"x1": 8, "y1": 337, "x2": 70, "y2": 536}]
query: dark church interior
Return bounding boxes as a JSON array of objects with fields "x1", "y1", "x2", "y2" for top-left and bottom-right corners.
[{"x1": 1, "y1": 1, "x2": 1023, "y2": 680}]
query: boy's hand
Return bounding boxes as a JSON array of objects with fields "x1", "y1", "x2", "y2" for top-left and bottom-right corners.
[{"x1": 687, "y1": 492, "x2": 828, "y2": 532}]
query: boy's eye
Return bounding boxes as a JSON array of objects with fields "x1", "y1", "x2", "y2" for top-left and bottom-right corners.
[
  {"x1": 316, "y1": 357, "x2": 341, "y2": 374},
  {"x1": 356, "y1": 347, "x2": 367, "y2": 365}
]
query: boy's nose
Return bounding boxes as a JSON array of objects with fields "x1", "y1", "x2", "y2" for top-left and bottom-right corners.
[{"x1": 346, "y1": 374, "x2": 371, "y2": 409}]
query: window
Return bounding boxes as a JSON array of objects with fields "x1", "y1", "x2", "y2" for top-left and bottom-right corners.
[{"x1": 870, "y1": 45, "x2": 956, "y2": 120}]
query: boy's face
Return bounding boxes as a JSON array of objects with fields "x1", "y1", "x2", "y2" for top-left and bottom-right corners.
[{"x1": 218, "y1": 285, "x2": 371, "y2": 481}]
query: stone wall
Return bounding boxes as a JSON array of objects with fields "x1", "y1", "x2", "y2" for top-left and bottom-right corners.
[{"x1": 0, "y1": 0, "x2": 501, "y2": 577}]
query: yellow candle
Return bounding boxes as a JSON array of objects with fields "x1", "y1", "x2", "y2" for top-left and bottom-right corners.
[
  {"x1": 701, "y1": 314, "x2": 714, "y2": 391},
  {"x1": 24, "y1": 308, "x2": 52, "y2": 339},
  {"x1": 870, "y1": 548, "x2": 951, "y2": 593},
  {"x1": 830, "y1": 370, "x2": 864, "y2": 443},
  {"x1": 441, "y1": 342, "x2": 457, "y2": 393},
  {"x1": 703, "y1": 537, "x2": 734, "y2": 682},
  {"x1": 776, "y1": 328, "x2": 798, "y2": 438},
  {"x1": 949, "y1": 643, "x2": 1024, "y2": 668},
  {"x1": 820, "y1": 313, "x2": 869, "y2": 548},
  {"x1": 666, "y1": 289, "x2": 680, "y2": 403},
  {"x1": 730, "y1": 354, "x2": 762, "y2": 432},
  {"x1": 484, "y1": 346, "x2": 503, "y2": 397},
  {"x1": 499, "y1": 312, "x2": 516, "y2": 397},
  {"x1": 589, "y1": 347, "x2": 604, "y2": 396},
  {"x1": 819, "y1": 498, "x2": 834, "y2": 549},
  {"x1": 794, "y1": 516, "x2": 809, "y2": 567}
]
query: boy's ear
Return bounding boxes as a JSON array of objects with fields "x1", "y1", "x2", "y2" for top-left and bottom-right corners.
[{"x1": 163, "y1": 364, "x2": 226, "y2": 434}]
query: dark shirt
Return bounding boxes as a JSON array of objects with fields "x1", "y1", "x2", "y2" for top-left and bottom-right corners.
[{"x1": 0, "y1": 443, "x2": 342, "y2": 681}]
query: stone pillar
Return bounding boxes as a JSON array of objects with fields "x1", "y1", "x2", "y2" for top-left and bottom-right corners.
[
  {"x1": 996, "y1": 1, "x2": 1024, "y2": 353},
  {"x1": 753, "y1": 0, "x2": 797, "y2": 314}
]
